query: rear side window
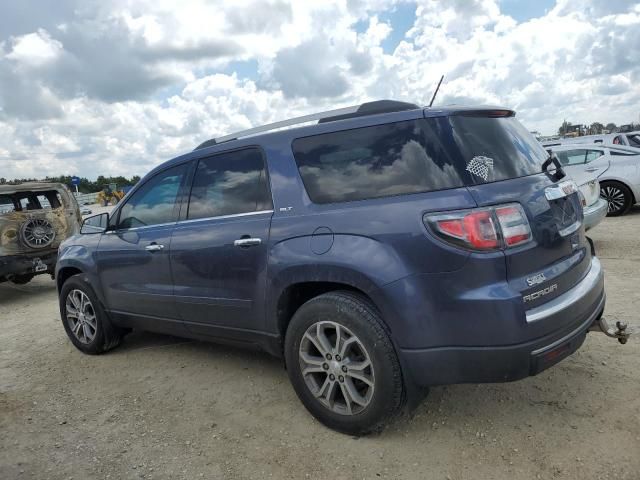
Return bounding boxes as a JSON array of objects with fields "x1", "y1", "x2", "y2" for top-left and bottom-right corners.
[
  {"x1": 0, "y1": 195, "x2": 15, "y2": 213},
  {"x1": 628, "y1": 134, "x2": 640, "y2": 147},
  {"x1": 556, "y1": 150, "x2": 585, "y2": 166},
  {"x1": 187, "y1": 148, "x2": 272, "y2": 220},
  {"x1": 556, "y1": 149, "x2": 603, "y2": 165},
  {"x1": 585, "y1": 150, "x2": 603, "y2": 162},
  {"x1": 292, "y1": 116, "x2": 547, "y2": 204}
]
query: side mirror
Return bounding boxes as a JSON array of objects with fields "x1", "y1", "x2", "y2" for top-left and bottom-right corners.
[{"x1": 81, "y1": 212, "x2": 109, "y2": 234}]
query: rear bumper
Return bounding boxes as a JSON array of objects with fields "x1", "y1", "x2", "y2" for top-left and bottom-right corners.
[
  {"x1": 398, "y1": 257, "x2": 605, "y2": 386},
  {"x1": 583, "y1": 197, "x2": 608, "y2": 230},
  {"x1": 0, "y1": 252, "x2": 57, "y2": 281}
]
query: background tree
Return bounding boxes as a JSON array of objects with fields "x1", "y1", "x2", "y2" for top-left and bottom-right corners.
[
  {"x1": 6, "y1": 175, "x2": 140, "y2": 193},
  {"x1": 605, "y1": 122, "x2": 617, "y2": 133},
  {"x1": 589, "y1": 122, "x2": 604, "y2": 134},
  {"x1": 558, "y1": 120, "x2": 572, "y2": 136}
]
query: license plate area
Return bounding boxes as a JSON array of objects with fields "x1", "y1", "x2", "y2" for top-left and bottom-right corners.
[
  {"x1": 545, "y1": 181, "x2": 582, "y2": 237},
  {"x1": 33, "y1": 258, "x2": 48, "y2": 273}
]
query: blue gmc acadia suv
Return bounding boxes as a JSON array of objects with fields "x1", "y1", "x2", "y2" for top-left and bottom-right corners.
[{"x1": 57, "y1": 100, "x2": 607, "y2": 434}]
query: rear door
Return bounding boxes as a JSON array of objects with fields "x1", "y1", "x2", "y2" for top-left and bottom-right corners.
[
  {"x1": 555, "y1": 148, "x2": 610, "y2": 183},
  {"x1": 170, "y1": 147, "x2": 273, "y2": 335}
]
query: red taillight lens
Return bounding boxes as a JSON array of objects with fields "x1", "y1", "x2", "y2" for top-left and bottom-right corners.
[
  {"x1": 437, "y1": 219, "x2": 465, "y2": 239},
  {"x1": 425, "y1": 203, "x2": 532, "y2": 251}
]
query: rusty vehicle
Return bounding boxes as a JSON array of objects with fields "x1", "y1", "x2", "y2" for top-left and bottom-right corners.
[{"x1": 0, "y1": 182, "x2": 81, "y2": 284}]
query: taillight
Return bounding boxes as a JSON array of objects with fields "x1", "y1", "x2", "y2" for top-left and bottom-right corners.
[
  {"x1": 494, "y1": 205, "x2": 532, "y2": 246},
  {"x1": 425, "y1": 203, "x2": 532, "y2": 251}
]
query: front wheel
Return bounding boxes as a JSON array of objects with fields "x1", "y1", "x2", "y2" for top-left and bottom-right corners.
[
  {"x1": 600, "y1": 181, "x2": 633, "y2": 216},
  {"x1": 284, "y1": 291, "x2": 404, "y2": 435},
  {"x1": 59, "y1": 274, "x2": 125, "y2": 354}
]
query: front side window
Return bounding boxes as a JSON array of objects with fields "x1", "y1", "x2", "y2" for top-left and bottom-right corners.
[
  {"x1": 187, "y1": 148, "x2": 272, "y2": 220},
  {"x1": 292, "y1": 116, "x2": 547, "y2": 204},
  {"x1": 585, "y1": 150, "x2": 604, "y2": 162},
  {"x1": 117, "y1": 164, "x2": 187, "y2": 229}
]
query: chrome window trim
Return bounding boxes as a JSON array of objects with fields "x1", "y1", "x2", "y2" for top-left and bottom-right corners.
[
  {"x1": 105, "y1": 221, "x2": 177, "y2": 234},
  {"x1": 526, "y1": 257, "x2": 602, "y2": 323},
  {"x1": 176, "y1": 209, "x2": 274, "y2": 226}
]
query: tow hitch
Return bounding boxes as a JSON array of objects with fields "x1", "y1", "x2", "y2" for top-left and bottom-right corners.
[{"x1": 589, "y1": 317, "x2": 632, "y2": 344}]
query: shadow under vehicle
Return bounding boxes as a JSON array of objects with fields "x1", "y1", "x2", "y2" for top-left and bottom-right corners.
[{"x1": 1, "y1": 182, "x2": 81, "y2": 284}]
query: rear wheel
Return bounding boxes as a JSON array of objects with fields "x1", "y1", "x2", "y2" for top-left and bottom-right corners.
[
  {"x1": 59, "y1": 274, "x2": 125, "y2": 354},
  {"x1": 284, "y1": 291, "x2": 404, "y2": 435},
  {"x1": 600, "y1": 181, "x2": 633, "y2": 216}
]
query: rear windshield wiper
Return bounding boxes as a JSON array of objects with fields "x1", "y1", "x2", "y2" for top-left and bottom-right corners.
[{"x1": 542, "y1": 149, "x2": 566, "y2": 181}]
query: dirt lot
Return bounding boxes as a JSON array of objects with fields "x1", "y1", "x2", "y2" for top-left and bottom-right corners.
[{"x1": 1, "y1": 208, "x2": 639, "y2": 480}]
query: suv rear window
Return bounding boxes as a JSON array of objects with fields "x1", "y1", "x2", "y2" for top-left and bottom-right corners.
[
  {"x1": 0, "y1": 190, "x2": 63, "y2": 213},
  {"x1": 292, "y1": 116, "x2": 547, "y2": 204}
]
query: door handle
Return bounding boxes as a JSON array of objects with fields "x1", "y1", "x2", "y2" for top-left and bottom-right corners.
[
  {"x1": 145, "y1": 243, "x2": 165, "y2": 252},
  {"x1": 585, "y1": 167, "x2": 599, "y2": 172},
  {"x1": 234, "y1": 237, "x2": 262, "y2": 247}
]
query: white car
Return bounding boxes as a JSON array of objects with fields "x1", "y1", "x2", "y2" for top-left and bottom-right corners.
[
  {"x1": 576, "y1": 178, "x2": 607, "y2": 230},
  {"x1": 542, "y1": 131, "x2": 640, "y2": 149},
  {"x1": 549, "y1": 144, "x2": 640, "y2": 216}
]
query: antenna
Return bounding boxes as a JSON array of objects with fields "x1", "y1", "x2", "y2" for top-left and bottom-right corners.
[{"x1": 428, "y1": 75, "x2": 444, "y2": 107}]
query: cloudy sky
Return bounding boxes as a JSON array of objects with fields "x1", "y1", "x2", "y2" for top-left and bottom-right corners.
[{"x1": 0, "y1": 0, "x2": 638, "y2": 180}]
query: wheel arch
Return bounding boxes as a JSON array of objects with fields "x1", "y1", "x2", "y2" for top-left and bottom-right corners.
[
  {"x1": 268, "y1": 266, "x2": 396, "y2": 346},
  {"x1": 56, "y1": 266, "x2": 83, "y2": 292}
]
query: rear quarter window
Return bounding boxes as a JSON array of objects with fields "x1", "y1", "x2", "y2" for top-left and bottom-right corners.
[
  {"x1": 0, "y1": 195, "x2": 16, "y2": 213},
  {"x1": 292, "y1": 116, "x2": 547, "y2": 204}
]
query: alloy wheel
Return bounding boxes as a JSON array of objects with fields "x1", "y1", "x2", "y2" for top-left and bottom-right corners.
[
  {"x1": 298, "y1": 321, "x2": 375, "y2": 416},
  {"x1": 65, "y1": 289, "x2": 97, "y2": 344},
  {"x1": 601, "y1": 185, "x2": 626, "y2": 214}
]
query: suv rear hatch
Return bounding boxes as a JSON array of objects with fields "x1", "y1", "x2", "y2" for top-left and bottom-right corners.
[{"x1": 423, "y1": 109, "x2": 591, "y2": 325}]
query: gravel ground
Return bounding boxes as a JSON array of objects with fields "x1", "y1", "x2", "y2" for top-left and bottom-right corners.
[{"x1": 1, "y1": 207, "x2": 639, "y2": 480}]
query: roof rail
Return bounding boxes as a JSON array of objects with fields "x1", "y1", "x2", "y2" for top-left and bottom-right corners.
[{"x1": 194, "y1": 99, "x2": 420, "y2": 150}]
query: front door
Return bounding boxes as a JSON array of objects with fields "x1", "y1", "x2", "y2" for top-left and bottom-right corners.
[
  {"x1": 170, "y1": 147, "x2": 273, "y2": 335},
  {"x1": 97, "y1": 163, "x2": 189, "y2": 325}
]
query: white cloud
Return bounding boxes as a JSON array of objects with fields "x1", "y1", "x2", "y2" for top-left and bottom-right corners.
[
  {"x1": 0, "y1": 0, "x2": 639, "y2": 181},
  {"x1": 5, "y1": 29, "x2": 63, "y2": 66}
]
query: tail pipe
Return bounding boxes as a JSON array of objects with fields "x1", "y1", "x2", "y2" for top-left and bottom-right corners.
[{"x1": 589, "y1": 316, "x2": 632, "y2": 344}]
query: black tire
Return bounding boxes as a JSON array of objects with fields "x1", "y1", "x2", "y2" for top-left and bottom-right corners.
[
  {"x1": 59, "y1": 274, "x2": 124, "y2": 354},
  {"x1": 600, "y1": 181, "x2": 633, "y2": 217},
  {"x1": 284, "y1": 291, "x2": 404, "y2": 435}
]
